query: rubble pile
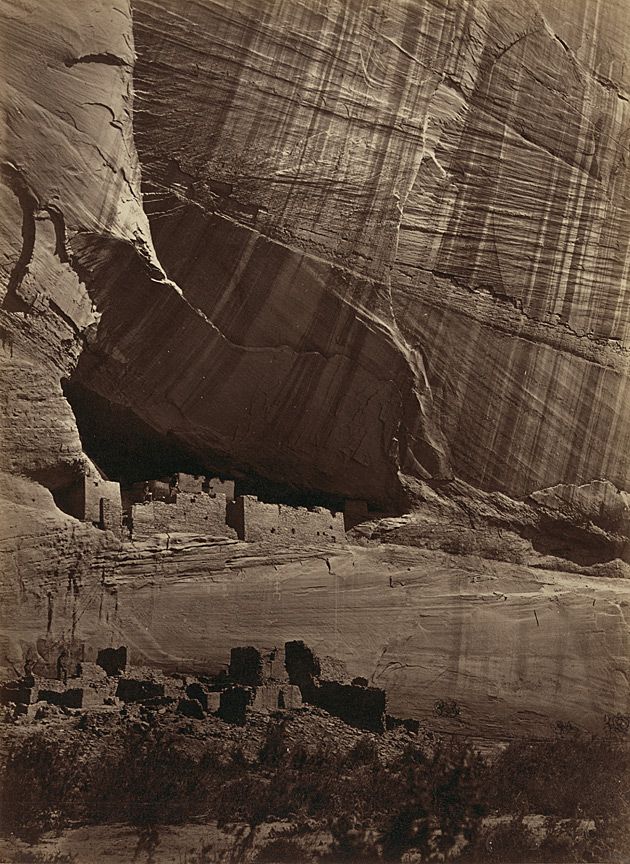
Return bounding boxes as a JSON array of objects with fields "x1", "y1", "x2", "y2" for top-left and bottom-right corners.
[{"x1": 0, "y1": 639, "x2": 416, "y2": 735}]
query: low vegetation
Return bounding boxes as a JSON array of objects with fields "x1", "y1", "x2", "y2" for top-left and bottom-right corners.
[{"x1": 1, "y1": 714, "x2": 628, "y2": 862}]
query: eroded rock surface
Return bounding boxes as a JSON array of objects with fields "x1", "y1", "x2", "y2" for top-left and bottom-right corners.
[
  {"x1": 2, "y1": 495, "x2": 629, "y2": 738},
  {"x1": 2, "y1": 0, "x2": 628, "y2": 503},
  {"x1": 1, "y1": 0, "x2": 629, "y2": 740}
]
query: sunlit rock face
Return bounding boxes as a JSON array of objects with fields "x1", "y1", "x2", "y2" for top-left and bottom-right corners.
[
  {"x1": 1, "y1": 0, "x2": 628, "y2": 503},
  {"x1": 2, "y1": 504, "x2": 629, "y2": 739},
  {"x1": 0, "y1": 0, "x2": 147, "y2": 491},
  {"x1": 127, "y1": 0, "x2": 630, "y2": 498}
]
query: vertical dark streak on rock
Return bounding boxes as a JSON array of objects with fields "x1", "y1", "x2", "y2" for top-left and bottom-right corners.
[
  {"x1": 47, "y1": 591, "x2": 54, "y2": 634},
  {"x1": 46, "y1": 205, "x2": 70, "y2": 263},
  {"x1": 1, "y1": 163, "x2": 37, "y2": 312}
]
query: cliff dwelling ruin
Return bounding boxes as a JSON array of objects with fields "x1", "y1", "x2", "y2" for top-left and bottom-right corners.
[
  {"x1": 1, "y1": 0, "x2": 629, "y2": 857},
  {"x1": 51, "y1": 466, "x2": 368, "y2": 544}
]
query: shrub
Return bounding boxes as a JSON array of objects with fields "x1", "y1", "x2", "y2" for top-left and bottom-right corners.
[
  {"x1": 0, "y1": 731, "x2": 95, "y2": 840},
  {"x1": 379, "y1": 741, "x2": 486, "y2": 861},
  {"x1": 484, "y1": 736, "x2": 630, "y2": 820},
  {"x1": 1, "y1": 717, "x2": 628, "y2": 862},
  {"x1": 344, "y1": 738, "x2": 380, "y2": 768},
  {"x1": 256, "y1": 837, "x2": 312, "y2": 863}
]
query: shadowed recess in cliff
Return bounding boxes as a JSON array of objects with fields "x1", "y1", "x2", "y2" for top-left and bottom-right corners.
[
  {"x1": 61, "y1": 379, "x2": 209, "y2": 483},
  {"x1": 62, "y1": 378, "x2": 346, "y2": 511},
  {"x1": 65, "y1": 228, "x2": 450, "y2": 508}
]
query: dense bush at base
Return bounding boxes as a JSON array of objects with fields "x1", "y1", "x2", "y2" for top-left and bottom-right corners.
[{"x1": 1, "y1": 717, "x2": 628, "y2": 862}]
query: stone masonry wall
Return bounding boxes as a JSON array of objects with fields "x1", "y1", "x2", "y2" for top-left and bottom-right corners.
[
  {"x1": 240, "y1": 496, "x2": 279, "y2": 541},
  {"x1": 278, "y1": 504, "x2": 344, "y2": 543},
  {"x1": 227, "y1": 495, "x2": 344, "y2": 543},
  {"x1": 83, "y1": 473, "x2": 122, "y2": 527},
  {"x1": 131, "y1": 492, "x2": 236, "y2": 539},
  {"x1": 55, "y1": 472, "x2": 122, "y2": 536}
]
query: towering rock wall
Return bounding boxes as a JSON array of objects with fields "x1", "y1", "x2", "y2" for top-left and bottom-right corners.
[
  {"x1": 1, "y1": 0, "x2": 629, "y2": 738},
  {"x1": 1, "y1": 0, "x2": 628, "y2": 504},
  {"x1": 0, "y1": 0, "x2": 146, "y2": 492},
  {"x1": 126, "y1": 0, "x2": 629, "y2": 499}
]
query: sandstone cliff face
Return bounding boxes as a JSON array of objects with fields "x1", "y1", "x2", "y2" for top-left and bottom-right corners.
[
  {"x1": 1, "y1": 0, "x2": 146, "y2": 492},
  {"x1": 125, "y1": 0, "x2": 630, "y2": 498},
  {"x1": 2, "y1": 0, "x2": 628, "y2": 503},
  {"x1": 1, "y1": 0, "x2": 629, "y2": 738}
]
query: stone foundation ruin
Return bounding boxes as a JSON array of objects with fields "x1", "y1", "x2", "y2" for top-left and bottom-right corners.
[
  {"x1": 220, "y1": 645, "x2": 303, "y2": 723},
  {"x1": 2, "y1": 639, "x2": 395, "y2": 733},
  {"x1": 285, "y1": 640, "x2": 387, "y2": 732}
]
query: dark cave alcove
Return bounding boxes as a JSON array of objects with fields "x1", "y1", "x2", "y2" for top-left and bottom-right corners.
[
  {"x1": 62, "y1": 379, "x2": 210, "y2": 484},
  {"x1": 62, "y1": 378, "x2": 348, "y2": 513}
]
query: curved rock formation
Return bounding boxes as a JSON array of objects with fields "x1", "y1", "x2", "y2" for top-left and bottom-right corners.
[
  {"x1": 2, "y1": 0, "x2": 628, "y2": 503},
  {"x1": 1, "y1": 0, "x2": 629, "y2": 740}
]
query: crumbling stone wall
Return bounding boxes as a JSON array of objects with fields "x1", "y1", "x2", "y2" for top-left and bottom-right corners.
[
  {"x1": 125, "y1": 474, "x2": 234, "y2": 504},
  {"x1": 219, "y1": 685, "x2": 252, "y2": 724},
  {"x1": 0, "y1": 677, "x2": 38, "y2": 707},
  {"x1": 122, "y1": 481, "x2": 151, "y2": 507},
  {"x1": 2, "y1": 664, "x2": 118, "y2": 711},
  {"x1": 285, "y1": 640, "x2": 386, "y2": 731},
  {"x1": 315, "y1": 681, "x2": 386, "y2": 732},
  {"x1": 227, "y1": 495, "x2": 344, "y2": 543},
  {"x1": 173, "y1": 473, "x2": 204, "y2": 493},
  {"x1": 115, "y1": 678, "x2": 165, "y2": 702},
  {"x1": 251, "y1": 683, "x2": 302, "y2": 711},
  {"x1": 229, "y1": 646, "x2": 264, "y2": 686},
  {"x1": 229, "y1": 645, "x2": 289, "y2": 685},
  {"x1": 285, "y1": 640, "x2": 321, "y2": 693},
  {"x1": 148, "y1": 479, "x2": 174, "y2": 502},
  {"x1": 217, "y1": 681, "x2": 302, "y2": 721},
  {"x1": 205, "y1": 477, "x2": 235, "y2": 499},
  {"x1": 130, "y1": 493, "x2": 236, "y2": 539},
  {"x1": 55, "y1": 471, "x2": 122, "y2": 536},
  {"x1": 263, "y1": 647, "x2": 288, "y2": 682},
  {"x1": 96, "y1": 646, "x2": 127, "y2": 676}
]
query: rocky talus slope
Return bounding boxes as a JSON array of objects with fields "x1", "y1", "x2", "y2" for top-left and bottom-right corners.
[{"x1": 0, "y1": 0, "x2": 629, "y2": 740}]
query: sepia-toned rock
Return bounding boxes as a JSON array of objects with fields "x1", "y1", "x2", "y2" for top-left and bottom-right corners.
[{"x1": 0, "y1": 0, "x2": 629, "y2": 750}]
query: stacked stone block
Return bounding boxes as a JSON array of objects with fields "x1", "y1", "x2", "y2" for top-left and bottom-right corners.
[
  {"x1": 130, "y1": 492, "x2": 236, "y2": 540},
  {"x1": 227, "y1": 495, "x2": 344, "y2": 543}
]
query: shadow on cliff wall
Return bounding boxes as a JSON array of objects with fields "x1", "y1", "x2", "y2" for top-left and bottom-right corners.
[{"x1": 62, "y1": 379, "x2": 346, "y2": 512}]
